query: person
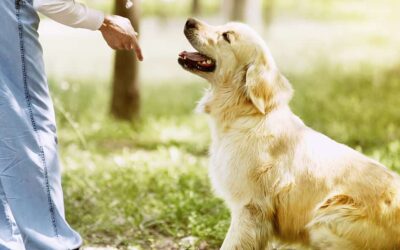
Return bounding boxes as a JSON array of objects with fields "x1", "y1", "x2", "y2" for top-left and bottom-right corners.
[{"x1": 0, "y1": 0, "x2": 142, "y2": 249}]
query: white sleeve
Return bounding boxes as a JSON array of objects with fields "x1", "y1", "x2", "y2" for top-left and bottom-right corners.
[{"x1": 34, "y1": 0, "x2": 105, "y2": 30}]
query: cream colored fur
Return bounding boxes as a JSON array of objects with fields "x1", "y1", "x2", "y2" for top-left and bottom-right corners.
[{"x1": 182, "y1": 19, "x2": 400, "y2": 250}]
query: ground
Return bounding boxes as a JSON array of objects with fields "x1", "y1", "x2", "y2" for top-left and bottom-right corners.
[{"x1": 38, "y1": 1, "x2": 400, "y2": 248}]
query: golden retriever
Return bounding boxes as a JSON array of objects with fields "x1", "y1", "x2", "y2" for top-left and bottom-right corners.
[{"x1": 178, "y1": 18, "x2": 400, "y2": 250}]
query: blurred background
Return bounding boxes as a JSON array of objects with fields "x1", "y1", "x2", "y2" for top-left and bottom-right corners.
[{"x1": 38, "y1": 0, "x2": 400, "y2": 249}]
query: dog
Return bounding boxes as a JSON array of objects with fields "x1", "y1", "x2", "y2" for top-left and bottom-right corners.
[{"x1": 178, "y1": 18, "x2": 400, "y2": 250}]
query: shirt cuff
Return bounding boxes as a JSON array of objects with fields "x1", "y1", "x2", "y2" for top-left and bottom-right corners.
[{"x1": 83, "y1": 8, "x2": 105, "y2": 30}]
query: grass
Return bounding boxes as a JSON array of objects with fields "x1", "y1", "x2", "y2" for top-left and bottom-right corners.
[
  {"x1": 51, "y1": 60, "x2": 400, "y2": 249},
  {"x1": 54, "y1": 79, "x2": 228, "y2": 249}
]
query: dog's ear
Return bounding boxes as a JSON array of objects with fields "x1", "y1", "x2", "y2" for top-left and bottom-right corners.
[
  {"x1": 245, "y1": 63, "x2": 270, "y2": 114},
  {"x1": 245, "y1": 60, "x2": 293, "y2": 114}
]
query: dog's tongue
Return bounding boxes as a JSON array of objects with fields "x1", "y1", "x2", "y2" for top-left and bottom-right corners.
[{"x1": 180, "y1": 51, "x2": 209, "y2": 62}]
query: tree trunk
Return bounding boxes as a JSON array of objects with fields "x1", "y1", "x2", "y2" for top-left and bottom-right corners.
[
  {"x1": 221, "y1": 0, "x2": 263, "y2": 31},
  {"x1": 221, "y1": 0, "x2": 231, "y2": 21},
  {"x1": 191, "y1": 0, "x2": 201, "y2": 16},
  {"x1": 231, "y1": 0, "x2": 247, "y2": 21},
  {"x1": 111, "y1": 0, "x2": 140, "y2": 120}
]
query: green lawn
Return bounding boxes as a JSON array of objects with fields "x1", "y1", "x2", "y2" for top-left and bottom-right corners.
[
  {"x1": 54, "y1": 79, "x2": 228, "y2": 249},
  {"x1": 51, "y1": 60, "x2": 400, "y2": 249}
]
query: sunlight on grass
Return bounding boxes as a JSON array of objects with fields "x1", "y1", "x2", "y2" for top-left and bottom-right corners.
[{"x1": 62, "y1": 144, "x2": 229, "y2": 248}]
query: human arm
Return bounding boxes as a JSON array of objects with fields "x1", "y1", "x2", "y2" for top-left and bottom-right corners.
[
  {"x1": 33, "y1": 0, "x2": 104, "y2": 30},
  {"x1": 34, "y1": 0, "x2": 143, "y2": 60}
]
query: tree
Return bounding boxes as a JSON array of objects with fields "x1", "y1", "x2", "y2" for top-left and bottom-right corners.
[
  {"x1": 111, "y1": 0, "x2": 140, "y2": 120},
  {"x1": 191, "y1": 0, "x2": 201, "y2": 16},
  {"x1": 221, "y1": 0, "x2": 264, "y2": 31},
  {"x1": 230, "y1": 0, "x2": 247, "y2": 21}
]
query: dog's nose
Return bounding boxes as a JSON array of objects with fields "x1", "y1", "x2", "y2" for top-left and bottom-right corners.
[{"x1": 185, "y1": 18, "x2": 198, "y2": 30}]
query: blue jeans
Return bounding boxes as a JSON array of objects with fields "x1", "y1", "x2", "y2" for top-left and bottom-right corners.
[{"x1": 0, "y1": 0, "x2": 82, "y2": 249}]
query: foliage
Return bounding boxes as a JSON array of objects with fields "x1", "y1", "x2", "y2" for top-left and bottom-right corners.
[
  {"x1": 78, "y1": 0, "x2": 400, "y2": 21},
  {"x1": 80, "y1": 0, "x2": 220, "y2": 17}
]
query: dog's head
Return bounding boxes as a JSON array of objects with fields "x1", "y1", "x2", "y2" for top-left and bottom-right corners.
[{"x1": 179, "y1": 18, "x2": 293, "y2": 115}]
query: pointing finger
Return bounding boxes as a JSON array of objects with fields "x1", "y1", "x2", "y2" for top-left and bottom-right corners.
[{"x1": 131, "y1": 34, "x2": 143, "y2": 61}]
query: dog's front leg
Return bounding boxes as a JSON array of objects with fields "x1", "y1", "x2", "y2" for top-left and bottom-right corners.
[{"x1": 221, "y1": 206, "x2": 272, "y2": 250}]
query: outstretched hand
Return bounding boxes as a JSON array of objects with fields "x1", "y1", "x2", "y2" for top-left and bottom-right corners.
[{"x1": 99, "y1": 15, "x2": 143, "y2": 61}]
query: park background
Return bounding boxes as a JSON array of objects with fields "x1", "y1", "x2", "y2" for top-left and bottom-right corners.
[{"x1": 38, "y1": 0, "x2": 400, "y2": 249}]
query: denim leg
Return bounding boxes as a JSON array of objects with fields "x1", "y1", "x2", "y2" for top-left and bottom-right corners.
[
  {"x1": 0, "y1": 180, "x2": 25, "y2": 250},
  {"x1": 0, "y1": 0, "x2": 82, "y2": 249}
]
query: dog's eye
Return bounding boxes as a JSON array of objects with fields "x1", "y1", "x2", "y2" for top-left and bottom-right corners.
[{"x1": 222, "y1": 32, "x2": 231, "y2": 43}]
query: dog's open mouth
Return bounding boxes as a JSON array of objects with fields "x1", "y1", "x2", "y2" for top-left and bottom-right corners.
[{"x1": 178, "y1": 51, "x2": 216, "y2": 72}]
